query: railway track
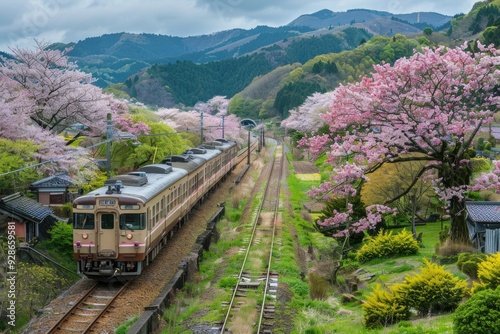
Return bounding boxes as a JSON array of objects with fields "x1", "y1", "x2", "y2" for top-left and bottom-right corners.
[
  {"x1": 220, "y1": 143, "x2": 284, "y2": 334},
  {"x1": 46, "y1": 281, "x2": 129, "y2": 334},
  {"x1": 236, "y1": 138, "x2": 259, "y2": 164}
]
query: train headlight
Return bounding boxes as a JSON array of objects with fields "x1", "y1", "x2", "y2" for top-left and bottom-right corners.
[
  {"x1": 76, "y1": 241, "x2": 81, "y2": 248},
  {"x1": 134, "y1": 241, "x2": 139, "y2": 248},
  {"x1": 126, "y1": 233, "x2": 133, "y2": 240},
  {"x1": 82, "y1": 233, "x2": 88, "y2": 239}
]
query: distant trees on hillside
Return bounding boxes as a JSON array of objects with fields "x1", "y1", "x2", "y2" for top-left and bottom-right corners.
[
  {"x1": 122, "y1": 28, "x2": 370, "y2": 109},
  {"x1": 267, "y1": 34, "x2": 427, "y2": 120},
  {"x1": 141, "y1": 55, "x2": 273, "y2": 106},
  {"x1": 274, "y1": 81, "x2": 325, "y2": 118},
  {"x1": 470, "y1": 4, "x2": 500, "y2": 34},
  {"x1": 284, "y1": 28, "x2": 371, "y2": 64}
]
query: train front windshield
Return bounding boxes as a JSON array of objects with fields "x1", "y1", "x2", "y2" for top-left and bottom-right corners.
[
  {"x1": 74, "y1": 213, "x2": 146, "y2": 230},
  {"x1": 73, "y1": 213, "x2": 95, "y2": 229}
]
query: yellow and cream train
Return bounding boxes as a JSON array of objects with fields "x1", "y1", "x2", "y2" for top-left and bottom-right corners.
[{"x1": 72, "y1": 139, "x2": 238, "y2": 280}]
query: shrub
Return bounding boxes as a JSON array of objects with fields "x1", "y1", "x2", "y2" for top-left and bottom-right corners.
[
  {"x1": 436, "y1": 240, "x2": 476, "y2": 257},
  {"x1": 218, "y1": 276, "x2": 238, "y2": 289},
  {"x1": 362, "y1": 284, "x2": 410, "y2": 329},
  {"x1": 47, "y1": 221, "x2": 73, "y2": 258},
  {"x1": 454, "y1": 287, "x2": 500, "y2": 334},
  {"x1": 230, "y1": 191, "x2": 242, "y2": 209},
  {"x1": 438, "y1": 224, "x2": 449, "y2": 244},
  {"x1": 400, "y1": 260, "x2": 468, "y2": 316},
  {"x1": 456, "y1": 252, "x2": 487, "y2": 280},
  {"x1": 226, "y1": 211, "x2": 241, "y2": 222},
  {"x1": 300, "y1": 210, "x2": 313, "y2": 222},
  {"x1": 59, "y1": 202, "x2": 73, "y2": 218},
  {"x1": 356, "y1": 229, "x2": 418, "y2": 263},
  {"x1": 308, "y1": 272, "x2": 329, "y2": 300},
  {"x1": 474, "y1": 252, "x2": 500, "y2": 291}
]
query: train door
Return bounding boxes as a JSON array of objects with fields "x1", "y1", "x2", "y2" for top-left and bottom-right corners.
[{"x1": 97, "y1": 212, "x2": 118, "y2": 257}]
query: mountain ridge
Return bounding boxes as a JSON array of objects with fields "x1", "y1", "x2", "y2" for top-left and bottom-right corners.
[
  {"x1": 288, "y1": 8, "x2": 451, "y2": 29},
  {"x1": 45, "y1": 8, "x2": 452, "y2": 87}
]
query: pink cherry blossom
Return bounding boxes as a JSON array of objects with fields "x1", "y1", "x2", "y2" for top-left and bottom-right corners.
[{"x1": 304, "y1": 43, "x2": 500, "y2": 242}]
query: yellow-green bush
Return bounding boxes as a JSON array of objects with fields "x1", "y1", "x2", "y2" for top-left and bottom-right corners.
[
  {"x1": 362, "y1": 284, "x2": 410, "y2": 329},
  {"x1": 401, "y1": 260, "x2": 468, "y2": 316},
  {"x1": 456, "y1": 252, "x2": 487, "y2": 280},
  {"x1": 356, "y1": 229, "x2": 418, "y2": 263},
  {"x1": 473, "y1": 252, "x2": 500, "y2": 292}
]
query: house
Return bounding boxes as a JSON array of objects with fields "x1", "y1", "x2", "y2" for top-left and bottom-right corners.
[
  {"x1": 0, "y1": 193, "x2": 62, "y2": 243},
  {"x1": 465, "y1": 201, "x2": 500, "y2": 253},
  {"x1": 29, "y1": 175, "x2": 78, "y2": 206}
]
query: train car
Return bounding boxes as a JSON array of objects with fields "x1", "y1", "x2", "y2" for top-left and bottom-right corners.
[
  {"x1": 72, "y1": 165, "x2": 188, "y2": 280},
  {"x1": 162, "y1": 147, "x2": 221, "y2": 207},
  {"x1": 200, "y1": 138, "x2": 238, "y2": 186},
  {"x1": 72, "y1": 139, "x2": 238, "y2": 280}
]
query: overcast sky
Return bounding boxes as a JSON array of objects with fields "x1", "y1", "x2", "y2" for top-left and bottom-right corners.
[{"x1": 0, "y1": 0, "x2": 479, "y2": 52}]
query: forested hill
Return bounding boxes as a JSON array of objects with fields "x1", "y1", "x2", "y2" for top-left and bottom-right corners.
[
  {"x1": 117, "y1": 27, "x2": 372, "y2": 107},
  {"x1": 46, "y1": 8, "x2": 452, "y2": 89}
]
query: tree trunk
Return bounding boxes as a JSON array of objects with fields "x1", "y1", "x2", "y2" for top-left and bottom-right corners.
[{"x1": 448, "y1": 197, "x2": 470, "y2": 244}]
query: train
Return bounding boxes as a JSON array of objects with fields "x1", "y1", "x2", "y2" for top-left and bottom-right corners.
[{"x1": 72, "y1": 138, "x2": 238, "y2": 280}]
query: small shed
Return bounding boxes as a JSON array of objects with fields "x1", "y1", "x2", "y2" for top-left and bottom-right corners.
[
  {"x1": 465, "y1": 201, "x2": 500, "y2": 253},
  {"x1": 0, "y1": 193, "x2": 61, "y2": 243},
  {"x1": 29, "y1": 175, "x2": 78, "y2": 206}
]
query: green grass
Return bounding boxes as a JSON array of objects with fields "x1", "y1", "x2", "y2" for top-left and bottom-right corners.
[
  {"x1": 115, "y1": 315, "x2": 138, "y2": 334},
  {"x1": 324, "y1": 222, "x2": 458, "y2": 334}
]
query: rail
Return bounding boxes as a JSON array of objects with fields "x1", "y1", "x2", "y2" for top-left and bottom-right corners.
[
  {"x1": 220, "y1": 142, "x2": 284, "y2": 333},
  {"x1": 46, "y1": 281, "x2": 129, "y2": 334}
]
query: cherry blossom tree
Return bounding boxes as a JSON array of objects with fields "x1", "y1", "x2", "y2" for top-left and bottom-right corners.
[
  {"x1": 0, "y1": 41, "x2": 112, "y2": 136},
  {"x1": 197, "y1": 95, "x2": 229, "y2": 115},
  {"x1": 0, "y1": 41, "x2": 150, "y2": 179},
  {"x1": 0, "y1": 74, "x2": 68, "y2": 169},
  {"x1": 302, "y1": 43, "x2": 500, "y2": 243},
  {"x1": 156, "y1": 104, "x2": 245, "y2": 144},
  {"x1": 281, "y1": 92, "x2": 334, "y2": 133}
]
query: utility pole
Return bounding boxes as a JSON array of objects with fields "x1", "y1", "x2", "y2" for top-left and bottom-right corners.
[
  {"x1": 258, "y1": 127, "x2": 262, "y2": 152},
  {"x1": 247, "y1": 129, "x2": 250, "y2": 165},
  {"x1": 200, "y1": 112, "x2": 204, "y2": 145},
  {"x1": 221, "y1": 114, "x2": 225, "y2": 138},
  {"x1": 106, "y1": 113, "x2": 112, "y2": 177}
]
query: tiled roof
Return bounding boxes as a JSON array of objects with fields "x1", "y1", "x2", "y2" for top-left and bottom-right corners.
[
  {"x1": 30, "y1": 175, "x2": 75, "y2": 189},
  {"x1": 0, "y1": 193, "x2": 53, "y2": 223},
  {"x1": 465, "y1": 201, "x2": 500, "y2": 224}
]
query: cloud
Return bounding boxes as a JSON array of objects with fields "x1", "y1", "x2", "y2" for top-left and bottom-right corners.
[{"x1": 0, "y1": 0, "x2": 478, "y2": 52}]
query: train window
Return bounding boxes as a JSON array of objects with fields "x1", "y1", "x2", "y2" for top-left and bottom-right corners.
[
  {"x1": 101, "y1": 214, "x2": 114, "y2": 229},
  {"x1": 148, "y1": 208, "x2": 152, "y2": 228},
  {"x1": 120, "y1": 213, "x2": 146, "y2": 230},
  {"x1": 73, "y1": 213, "x2": 95, "y2": 229},
  {"x1": 161, "y1": 196, "x2": 165, "y2": 218},
  {"x1": 152, "y1": 204, "x2": 157, "y2": 226},
  {"x1": 155, "y1": 202, "x2": 160, "y2": 224}
]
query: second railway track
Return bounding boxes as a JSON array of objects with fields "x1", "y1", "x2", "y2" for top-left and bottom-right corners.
[{"x1": 220, "y1": 143, "x2": 285, "y2": 334}]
